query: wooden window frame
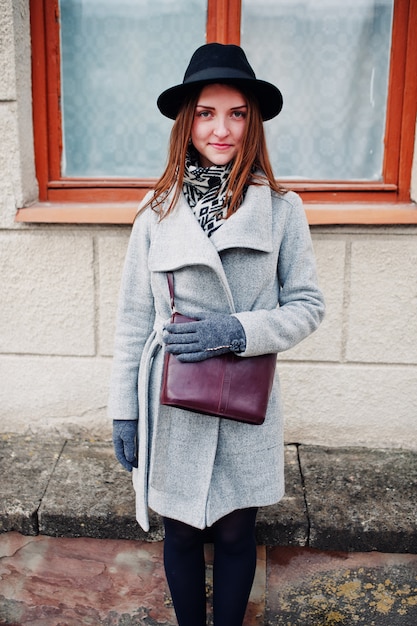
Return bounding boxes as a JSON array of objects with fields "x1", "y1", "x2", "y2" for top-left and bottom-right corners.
[{"x1": 17, "y1": 0, "x2": 417, "y2": 224}]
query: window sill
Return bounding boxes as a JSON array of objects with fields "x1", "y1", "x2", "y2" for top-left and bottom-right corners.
[
  {"x1": 15, "y1": 201, "x2": 417, "y2": 225},
  {"x1": 15, "y1": 202, "x2": 139, "y2": 224},
  {"x1": 305, "y1": 203, "x2": 417, "y2": 225}
]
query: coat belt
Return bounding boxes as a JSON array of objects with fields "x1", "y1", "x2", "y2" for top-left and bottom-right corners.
[{"x1": 154, "y1": 314, "x2": 169, "y2": 347}]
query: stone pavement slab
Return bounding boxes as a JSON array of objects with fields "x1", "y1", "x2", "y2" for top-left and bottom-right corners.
[
  {"x1": 1, "y1": 434, "x2": 417, "y2": 554},
  {"x1": 0, "y1": 434, "x2": 64, "y2": 536},
  {"x1": 38, "y1": 440, "x2": 163, "y2": 542},
  {"x1": 0, "y1": 533, "x2": 264, "y2": 626},
  {"x1": 1, "y1": 533, "x2": 416, "y2": 626},
  {"x1": 37, "y1": 443, "x2": 305, "y2": 545},
  {"x1": 266, "y1": 545, "x2": 417, "y2": 625},
  {"x1": 300, "y1": 446, "x2": 417, "y2": 553},
  {"x1": 0, "y1": 532, "x2": 175, "y2": 626},
  {"x1": 256, "y1": 445, "x2": 308, "y2": 547}
]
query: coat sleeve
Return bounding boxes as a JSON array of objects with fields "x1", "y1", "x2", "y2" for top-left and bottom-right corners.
[
  {"x1": 234, "y1": 192, "x2": 325, "y2": 357},
  {"x1": 107, "y1": 201, "x2": 156, "y2": 420}
]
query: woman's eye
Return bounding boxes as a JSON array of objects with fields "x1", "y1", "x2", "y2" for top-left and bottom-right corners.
[
  {"x1": 197, "y1": 110, "x2": 212, "y2": 118},
  {"x1": 232, "y1": 110, "x2": 246, "y2": 119}
]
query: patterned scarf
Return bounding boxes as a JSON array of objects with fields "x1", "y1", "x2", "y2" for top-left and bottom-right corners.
[{"x1": 182, "y1": 151, "x2": 233, "y2": 237}]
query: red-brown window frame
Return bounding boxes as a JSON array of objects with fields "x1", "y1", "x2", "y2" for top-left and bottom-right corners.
[{"x1": 18, "y1": 0, "x2": 417, "y2": 224}]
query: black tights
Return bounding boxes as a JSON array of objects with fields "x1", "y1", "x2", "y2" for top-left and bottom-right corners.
[{"x1": 163, "y1": 507, "x2": 258, "y2": 626}]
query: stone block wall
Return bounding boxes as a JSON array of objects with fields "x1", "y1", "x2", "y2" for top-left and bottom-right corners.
[{"x1": 281, "y1": 229, "x2": 417, "y2": 450}]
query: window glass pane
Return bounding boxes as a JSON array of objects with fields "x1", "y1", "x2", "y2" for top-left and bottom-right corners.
[
  {"x1": 59, "y1": 0, "x2": 206, "y2": 177},
  {"x1": 241, "y1": 0, "x2": 394, "y2": 180}
]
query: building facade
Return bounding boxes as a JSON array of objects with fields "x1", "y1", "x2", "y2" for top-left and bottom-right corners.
[{"x1": 1, "y1": 0, "x2": 416, "y2": 448}]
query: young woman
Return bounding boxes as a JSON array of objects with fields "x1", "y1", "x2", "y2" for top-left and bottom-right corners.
[{"x1": 109, "y1": 43, "x2": 325, "y2": 626}]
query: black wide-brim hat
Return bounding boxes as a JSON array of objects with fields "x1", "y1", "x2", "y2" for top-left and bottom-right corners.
[{"x1": 157, "y1": 43, "x2": 283, "y2": 121}]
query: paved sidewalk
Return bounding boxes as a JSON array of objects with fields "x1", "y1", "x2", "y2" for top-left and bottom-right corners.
[
  {"x1": 1, "y1": 532, "x2": 417, "y2": 625},
  {"x1": 1, "y1": 434, "x2": 416, "y2": 553},
  {"x1": 1, "y1": 434, "x2": 417, "y2": 624}
]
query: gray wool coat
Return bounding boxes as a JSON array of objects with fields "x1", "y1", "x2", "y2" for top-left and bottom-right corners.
[{"x1": 108, "y1": 184, "x2": 325, "y2": 531}]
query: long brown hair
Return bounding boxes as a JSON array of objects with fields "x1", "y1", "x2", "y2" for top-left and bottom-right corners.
[{"x1": 141, "y1": 84, "x2": 285, "y2": 219}]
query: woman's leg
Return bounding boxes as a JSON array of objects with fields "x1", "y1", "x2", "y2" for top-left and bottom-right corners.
[
  {"x1": 163, "y1": 517, "x2": 206, "y2": 626},
  {"x1": 211, "y1": 507, "x2": 258, "y2": 626}
]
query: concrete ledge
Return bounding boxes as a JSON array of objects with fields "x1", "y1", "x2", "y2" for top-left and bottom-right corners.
[
  {"x1": 300, "y1": 446, "x2": 417, "y2": 553},
  {"x1": 1, "y1": 434, "x2": 416, "y2": 552},
  {"x1": 0, "y1": 434, "x2": 63, "y2": 536}
]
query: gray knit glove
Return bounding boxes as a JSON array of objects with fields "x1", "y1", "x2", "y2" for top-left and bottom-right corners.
[
  {"x1": 163, "y1": 312, "x2": 246, "y2": 362},
  {"x1": 112, "y1": 420, "x2": 138, "y2": 472}
]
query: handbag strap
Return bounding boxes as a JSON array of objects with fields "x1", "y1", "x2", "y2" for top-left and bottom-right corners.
[{"x1": 167, "y1": 272, "x2": 175, "y2": 313}]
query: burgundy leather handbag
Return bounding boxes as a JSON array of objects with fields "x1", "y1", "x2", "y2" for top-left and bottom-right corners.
[{"x1": 160, "y1": 273, "x2": 277, "y2": 425}]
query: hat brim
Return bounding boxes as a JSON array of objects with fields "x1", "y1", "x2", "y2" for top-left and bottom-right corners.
[{"x1": 157, "y1": 78, "x2": 283, "y2": 121}]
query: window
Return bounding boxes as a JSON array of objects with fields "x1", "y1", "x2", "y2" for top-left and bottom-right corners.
[
  {"x1": 20, "y1": 0, "x2": 417, "y2": 224},
  {"x1": 242, "y1": 0, "x2": 393, "y2": 181},
  {"x1": 59, "y1": 0, "x2": 206, "y2": 178}
]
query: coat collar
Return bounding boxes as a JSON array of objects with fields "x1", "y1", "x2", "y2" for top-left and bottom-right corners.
[
  {"x1": 148, "y1": 183, "x2": 273, "y2": 274},
  {"x1": 210, "y1": 183, "x2": 273, "y2": 253}
]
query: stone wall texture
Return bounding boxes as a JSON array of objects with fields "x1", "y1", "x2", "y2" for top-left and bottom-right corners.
[{"x1": 1, "y1": 0, "x2": 416, "y2": 448}]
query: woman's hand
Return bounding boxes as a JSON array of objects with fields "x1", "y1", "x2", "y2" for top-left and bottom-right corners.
[
  {"x1": 163, "y1": 312, "x2": 246, "y2": 362},
  {"x1": 112, "y1": 419, "x2": 138, "y2": 471}
]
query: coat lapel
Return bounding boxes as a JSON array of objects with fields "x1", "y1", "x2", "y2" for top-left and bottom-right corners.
[
  {"x1": 148, "y1": 184, "x2": 274, "y2": 313},
  {"x1": 148, "y1": 183, "x2": 273, "y2": 271},
  {"x1": 210, "y1": 184, "x2": 274, "y2": 253},
  {"x1": 148, "y1": 192, "x2": 221, "y2": 273}
]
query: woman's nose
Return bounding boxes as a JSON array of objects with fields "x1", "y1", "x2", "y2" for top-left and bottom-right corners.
[{"x1": 213, "y1": 117, "x2": 229, "y2": 137}]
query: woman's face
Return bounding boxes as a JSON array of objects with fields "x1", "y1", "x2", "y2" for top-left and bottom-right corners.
[{"x1": 191, "y1": 83, "x2": 247, "y2": 168}]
